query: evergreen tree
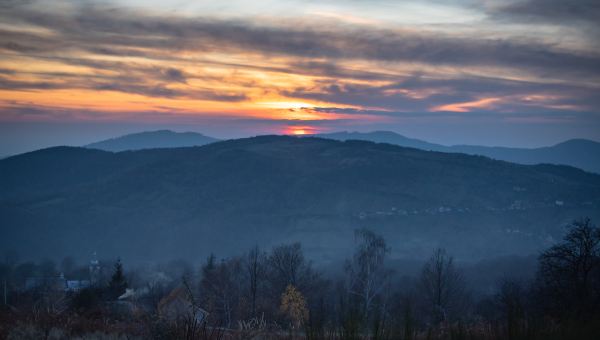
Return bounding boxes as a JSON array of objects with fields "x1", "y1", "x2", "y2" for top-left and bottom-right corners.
[{"x1": 109, "y1": 258, "x2": 127, "y2": 299}]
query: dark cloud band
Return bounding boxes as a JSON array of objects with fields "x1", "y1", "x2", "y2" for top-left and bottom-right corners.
[{"x1": 1, "y1": 3, "x2": 599, "y2": 81}]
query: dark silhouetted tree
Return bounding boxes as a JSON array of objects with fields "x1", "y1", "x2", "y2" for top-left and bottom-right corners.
[
  {"x1": 345, "y1": 228, "x2": 391, "y2": 330},
  {"x1": 269, "y1": 243, "x2": 305, "y2": 289},
  {"x1": 536, "y1": 218, "x2": 600, "y2": 318},
  {"x1": 245, "y1": 245, "x2": 267, "y2": 317},
  {"x1": 200, "y1": 255, "x2": 244, "y2": 328},
  {"x1": 496, "y1": 279, "x2": 528, "y2": 339},
  {"x1": 108, "y1": 258, "x2": 127, "y2": 299},
  {"x1": 268, "y1": 243, "x2": 317, "y2": 295},
  {"x1": 420, "y1": 248, "x2": 466, "y2": 324}
]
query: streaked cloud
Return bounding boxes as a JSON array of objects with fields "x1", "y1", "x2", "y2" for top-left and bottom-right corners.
[
  {"x1": 0, "y1": 0, "x2": 598, "y2": 151},
  {"x1": 487, "y1": 0, "x2": 600, "y2": 26}
]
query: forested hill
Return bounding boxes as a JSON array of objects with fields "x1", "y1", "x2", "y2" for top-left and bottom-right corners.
[
  {"x1": 1, "y1": 136, "x2": 599, "y2": 262},
  {"x1": 317, "y1": 131, "x2": 600, "y2": 173},
  {"x1": 85, "y1": 130, "x2": 219, "y2": 152}
]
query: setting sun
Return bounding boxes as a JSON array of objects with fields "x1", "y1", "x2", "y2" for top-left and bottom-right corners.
[
  {"x1": 285, "y1": 125, "x2": 317, "y2": 135},
  {"x1": 292, "y1": 129, "x2": 307, "y2": 135}
]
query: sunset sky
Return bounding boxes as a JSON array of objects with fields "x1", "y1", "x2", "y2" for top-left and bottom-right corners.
[{"x1": 1, "y1": 0, "x2": 599, "y2": 155}]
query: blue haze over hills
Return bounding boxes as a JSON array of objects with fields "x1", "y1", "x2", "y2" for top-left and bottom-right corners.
[
  {"x1": 85, "y1": 130, "x2": 600, "y2": 174},
  {"x1": 2, "y1": 135, "x2": 599, "y2": 263}
]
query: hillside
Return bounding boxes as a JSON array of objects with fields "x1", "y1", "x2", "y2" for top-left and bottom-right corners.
[
  {"x1": 1, "y1": 136, "x2": 599, "y2": 262},
  {"x1": 317, "y1": 131, "x2": 600, "y2": 173},
  {"x1": 85, "y1": 130, "x2": 219, "y2": 151},
  {"x1": 317, "y1": 131, "x2": 444, "y2": 151},
  {"x1": 450, "y1": 139, "x2": 600, "y2": 173}
]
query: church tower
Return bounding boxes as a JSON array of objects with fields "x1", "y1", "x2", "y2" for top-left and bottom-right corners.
[{"x1": 89, "y1": 251, "x2": 101, "y2": 285}]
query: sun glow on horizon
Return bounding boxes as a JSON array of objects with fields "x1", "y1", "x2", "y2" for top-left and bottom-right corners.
[
  {"x1": 284, "y1": 125, "x2": 318, "y2": 136},
  {"x1": 292, "y1": 129, "x2": 307, "y2": 135}
]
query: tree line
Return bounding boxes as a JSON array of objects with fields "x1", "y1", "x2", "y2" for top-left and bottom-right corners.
[{"x1": 1, "y1": 218, "x2": 599, "y2": 339}]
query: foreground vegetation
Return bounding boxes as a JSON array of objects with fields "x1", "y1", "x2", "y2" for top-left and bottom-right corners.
[{"x1": 1, "y1": 218, "x2": 599, "y2": 339}]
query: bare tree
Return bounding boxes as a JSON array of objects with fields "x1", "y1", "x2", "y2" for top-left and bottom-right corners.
[
  {"x1": 420, "y1": 248, "x2": 466, "y2": 324},
  {"x1": 495, "y1": 279, "x2": 528, "y2": 339},
  {"x1": 345, "y1": 228, "x2": 391, "y2": 325},
  {"x1": 245, "y1": 245, "x2": 266, "y2": 317},
  {"x1": 269, "y1": 243, "x2": 305, "y2": 287},
  {"x1": 268, "y1": 243, "x2": 317, "y2": 295},
  {"x1": 200, "y1": 255, "x2": 244, "y2": 328},
  {"x1": 537, "y1": 218, "x2": 600, "y2": 317}
]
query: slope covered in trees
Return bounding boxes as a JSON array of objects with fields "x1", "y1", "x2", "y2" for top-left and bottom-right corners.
[
  {"x1": 1, "y1": 136, "x2": 599, "y2": 261},
  {"x1": 85, "y1": 130, "x2": 219, "y2": 152},
  {"x1": 318, "y1": 131, "x2": 600, "y2": 173}
]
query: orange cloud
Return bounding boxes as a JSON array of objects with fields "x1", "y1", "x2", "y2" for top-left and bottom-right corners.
[
  {"x1": 431, "y1": 97, "x2": 502, "y2": 112},
  {"x1": 1, "y1": 1, "x2": 597, "y2": 128}
]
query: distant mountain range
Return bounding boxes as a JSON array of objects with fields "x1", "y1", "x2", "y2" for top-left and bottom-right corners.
[
  {"x1": 316, "y1": 131, "x2": 600, "y2": 174},
  {"x1": 2, "y1": 136, "x2": 599, "y2": 262},
  {"x1": 83, "y1": 130, "x2": 600, "y2": 173},
  {"x1": 316, "y1": 131, "x2": 444, "y2": 151},
  {"x1": 85, "y1": 130, "x2": 219, "y2": 152}
]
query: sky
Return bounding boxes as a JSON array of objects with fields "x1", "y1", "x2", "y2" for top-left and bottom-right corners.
[{"x1": 0, "y1": 0, "x2": 599, "y2": 156}]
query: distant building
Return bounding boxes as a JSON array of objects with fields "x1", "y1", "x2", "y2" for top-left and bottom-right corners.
[
  {"x1": 158, "y1": 285, "x2": 208, "y2": 323},
  {"x1": 26, "y1": 252, "x2": 103, "y2": 292},
  {"x1": 66, "y1": 280, "x2": 90, "y2": 292},
  {"x1": 89, "y1": 251, "x2": 101, "y2": 285},
  {"x1": 25, "y1": 273, "x2": 91, "y2": 292}
]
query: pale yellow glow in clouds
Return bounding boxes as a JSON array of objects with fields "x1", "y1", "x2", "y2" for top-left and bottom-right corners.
[{"x1": 432, "y1": 98, "x2": 502, "y2": 113}]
